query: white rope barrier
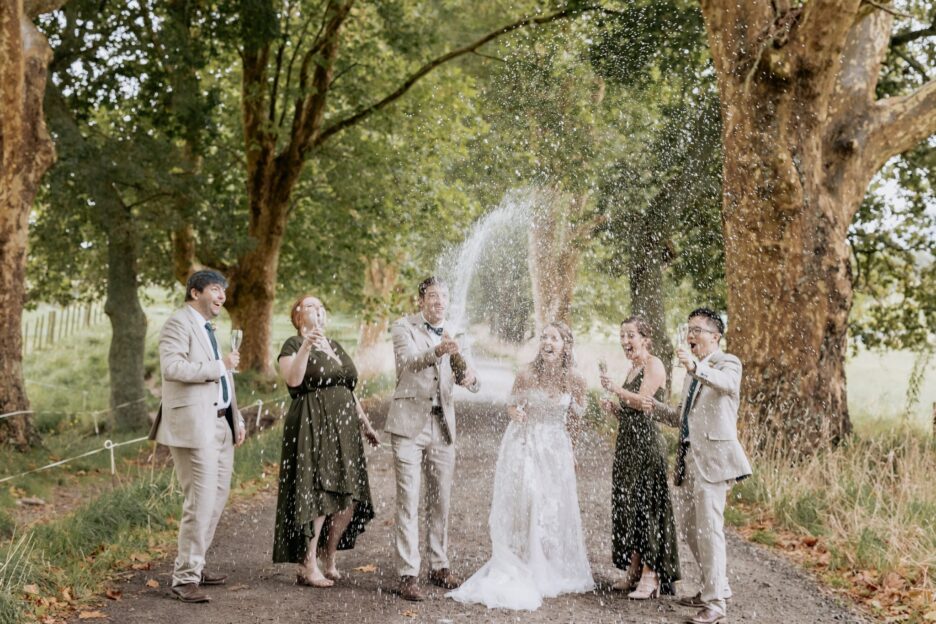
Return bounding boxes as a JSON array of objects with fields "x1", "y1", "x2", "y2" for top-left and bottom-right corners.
[{"x1": 0, "y1": 398, "x2": 286, "y2": 485}]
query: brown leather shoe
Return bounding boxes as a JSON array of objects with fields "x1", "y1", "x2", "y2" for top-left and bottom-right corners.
[
  {"x1": 428, "y1": 568, "x2": 461, "y2": 589},
  {"x1": 688, "y1": 606, "x2": 725, "y2": 624},
  {"x1": 677, "y1": 592, "x2": 706, "y2": 608},
  {"x1": 170, "y1": 583, "x2": 210, "y2": 603},
  {"x1": 200, "y1": 570, "x2": 228, "y2": 586},
  {"x1": 399, "y1": 576, "x2": 425, "y2": 602}
]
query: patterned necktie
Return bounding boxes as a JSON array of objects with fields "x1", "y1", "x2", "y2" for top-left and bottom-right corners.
[
  {"x1": 205, "y1": 322, "x2": 229, "y2": 404},
  {"x1": 675, "y1": 378, "x2": 699, "y2": 486},
  {"x1": 425, "y1": 322, "x2": 443, "y2": 337}
]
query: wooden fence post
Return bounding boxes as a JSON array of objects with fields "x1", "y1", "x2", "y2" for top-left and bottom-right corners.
[
  {"x1": 22, "y1": 321, "x2": 29, "y2": 355},
  {"x1": 47, "y1": 311, "x2": 56, "y2": 348},
  {"x1": 35, "y1": 315, "x2": 44, "y2": 351}
]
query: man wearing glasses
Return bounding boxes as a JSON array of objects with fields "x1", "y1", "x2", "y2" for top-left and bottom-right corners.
[{"x1": 643, "y1": 308, "x2": 752, "y2": 624}]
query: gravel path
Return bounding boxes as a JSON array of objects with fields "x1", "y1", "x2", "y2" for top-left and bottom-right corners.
[{"x1": 80, "y1": 400, "x2": 866, "y2": 624}]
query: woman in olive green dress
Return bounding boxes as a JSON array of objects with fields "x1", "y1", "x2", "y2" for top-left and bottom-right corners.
[
  {"x1": 599, "y1": 316, "x2": 680, "y2": 599},
  {"x1": 274, "y1": 294, "x2": 379, "y2": 587}
]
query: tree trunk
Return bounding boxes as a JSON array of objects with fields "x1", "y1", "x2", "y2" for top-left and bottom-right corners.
[
  {"x1": 225, "y1": 228, "x2": 285, "y2": 377},
  {"x1": 528, "y1": 189, "x2": 590, "y2": 331},
  {"x1": 357, "y1": 256, "x2": 399, "y2": 350},
  {"x1": 45, "y1": 82, "x2": 150, "y2": 431},
  {"x1": 628, "y1": 229, "x2": 674, "y2": 388},
  {"x1": 699, "y1": 1, "x2": 936, "y2": 454},
  {"x1": 0, "y1": 0, "x2": 62, "y2": 449},
  {"x1": 355, "y1": 256, "x2": 399, "y2": 378},
  {"x1": 103, "y1": 199, "x2": 149, "y2": 431}
]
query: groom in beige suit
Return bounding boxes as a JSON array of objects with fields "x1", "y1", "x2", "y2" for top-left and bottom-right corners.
[
  {"x1": 645, "y1": 308, "x2": 752, "y2": 624},
  {"x1": 149, "y1": 270, "x2": 246, "y2": 603},
  {"x1": 387, "y1": 277, "x2": 480, "y2": 602}
]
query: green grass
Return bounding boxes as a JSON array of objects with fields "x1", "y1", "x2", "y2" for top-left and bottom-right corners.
[{"x1": 3, "y1": 289, "x2": 393, "y2": 621}]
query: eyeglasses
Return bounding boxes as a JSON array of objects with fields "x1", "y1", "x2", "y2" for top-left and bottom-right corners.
[{"x1": 687, "y1": 326, "x2": 718, "y2": 336}]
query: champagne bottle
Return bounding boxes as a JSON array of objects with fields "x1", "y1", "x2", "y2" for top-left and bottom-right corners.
[{"x1": 451, "y1": 352, "x2": 468, "y2": 385}]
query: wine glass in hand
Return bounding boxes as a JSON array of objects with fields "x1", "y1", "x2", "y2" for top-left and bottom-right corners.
[{"x1": 230, "y1": 329, "x2": 243, "y2": 373}]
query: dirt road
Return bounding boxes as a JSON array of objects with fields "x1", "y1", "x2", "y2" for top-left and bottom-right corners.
[{"x1": 79, "y1": 401, "x2": 865, "y2": 623}]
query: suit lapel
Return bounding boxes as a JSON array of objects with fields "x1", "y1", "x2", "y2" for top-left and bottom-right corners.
[{"x1": 186, "y1": 308, "x2": 216, "y2": 361}]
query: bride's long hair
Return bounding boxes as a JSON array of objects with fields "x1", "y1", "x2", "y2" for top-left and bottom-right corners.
[{"x1": 530, "y1": 321, "x2": 576, "y2": 393}]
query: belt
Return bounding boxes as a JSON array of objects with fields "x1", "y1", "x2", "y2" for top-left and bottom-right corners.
[{"x1": 217, "y1": 409, "x2": 227, "y2": 418}]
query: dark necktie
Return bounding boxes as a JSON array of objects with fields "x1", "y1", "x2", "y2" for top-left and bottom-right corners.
[
  {"x1": 674, "y1": 378, "x2": 699, "y2": 486},
  {"x1": 205, "y1": 322, "x2": 229, "y2": 404},
  {"x1": 425, "y1": 322, "x2": 443, "y2": 337}
]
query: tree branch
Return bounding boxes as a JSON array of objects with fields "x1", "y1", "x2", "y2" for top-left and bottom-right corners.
[
  {"x1": 890, "y1": 11, "x2": 936, "y2": 46},
  {"x1": 24, "y1": 0, "x2": 68, "y2": 19},
  {"x1": 893, "y1": 46, "x2": 930, "y2": 81},
  {"x1": 788, "y1": 0, "x2": 863, "y2": 86},
  {"x1": 315, "y1": 5, "x2": 598, "y2": 146},
  {"x1": 868, "y1": 79, "x2": 936, "y2": 171},
  {"x1": 862, "y1": 0, "x2": 912, "y2": 19}
]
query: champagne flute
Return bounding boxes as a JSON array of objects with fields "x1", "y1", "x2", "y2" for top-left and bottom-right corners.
[
  {"x1": 676, "y1": 323, "x2": 689, "y2": 348},
  {"x1": 230, "y1": 329, "x2": 243, "y2": 373}
]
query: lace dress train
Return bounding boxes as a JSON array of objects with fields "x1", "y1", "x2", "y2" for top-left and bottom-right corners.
[{"x1": 447, "y1": 391, "x2": 594, "y2": 610}]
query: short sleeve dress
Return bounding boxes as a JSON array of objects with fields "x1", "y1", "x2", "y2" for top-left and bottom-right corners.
[
  {"x1": 273, "y1": 336, "x2": 374, "y2": 564},
  {"x1": 611, "y1": 368, "x2": 680, "y2": 592}
]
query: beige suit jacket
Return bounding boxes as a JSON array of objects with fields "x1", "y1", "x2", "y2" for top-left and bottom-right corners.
[
  {"x1": 655, "y1": 350, "x2": 752, "y2": 483},
  {"x1": 148, "y1": 307, "x2": 244, "y2": 448},
  {"x1": 385, "y1": 314, "x2": 480, "y2": 442}
]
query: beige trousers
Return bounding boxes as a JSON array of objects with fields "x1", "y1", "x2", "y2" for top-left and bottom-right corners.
[
  {"x1": 391, "y1": 415, "x2": 455, "y2": 578},
  {"x1": 673, "y1": 447, "x2": 731, "y2": 615},
  {"x1": 169, "y1": 416, "x2": 234, "y2": 586}
]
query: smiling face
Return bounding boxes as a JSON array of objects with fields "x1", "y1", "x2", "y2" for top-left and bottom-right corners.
[
  {"x1": 298, "y1": 296, "x2": 326, "y2": 333},
  {"x1": 687, "y1": 315, "x2": 721, "y2": 360},
  {"x1": 619, "y1": 322, "x2": 649, "y2": 362},
  {"x1": 539, "y1": 325, "x2": 565, "y2": 365},
  {"x1": 190, "y1": 283, "x2": 226, "y2": 319},
  {"x1": 419, "y1": 284, "x2": 449, "y2": 326}
]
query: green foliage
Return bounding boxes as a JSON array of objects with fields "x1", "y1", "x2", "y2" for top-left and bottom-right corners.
[{"x1": 850, "y1": 142, "x2": 936, "y2": 351}]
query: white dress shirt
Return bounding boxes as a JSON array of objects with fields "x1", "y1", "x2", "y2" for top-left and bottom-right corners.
[{"x1": 187, "y1": 305, "x2": 232, "y2": 410}]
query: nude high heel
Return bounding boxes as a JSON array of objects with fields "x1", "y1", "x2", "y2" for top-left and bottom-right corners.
[{"x1": 627, "y1": 570, "x2": 660, "y2": 600}]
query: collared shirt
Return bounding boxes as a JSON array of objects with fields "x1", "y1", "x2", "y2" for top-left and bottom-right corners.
[
  {"x1": 187, "y1": 305, "x2": 232, "y2": 410},
  {"x1": 420, "y1": 313, "x2": 444, "y2": 407}
]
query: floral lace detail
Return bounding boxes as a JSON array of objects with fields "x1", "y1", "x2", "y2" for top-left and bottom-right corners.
[{"x1": 447, "y1": 389, "x2": 594, "y2": 611}]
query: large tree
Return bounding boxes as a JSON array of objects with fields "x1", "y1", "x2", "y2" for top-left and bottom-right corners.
[
  {"x1": 698, "y1": 0, "x2": 936, "y2": 453},
  {"x1": 187, "y1": 0, "x2": 601, "y2": 375},
  {"x1": 0, "y1": 0, "x2": 66, "y2": 449}
]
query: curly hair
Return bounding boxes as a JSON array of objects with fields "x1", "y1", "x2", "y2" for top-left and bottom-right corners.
[{"x1": 530, "y1": 321, "x2": 576, "y2": 392}]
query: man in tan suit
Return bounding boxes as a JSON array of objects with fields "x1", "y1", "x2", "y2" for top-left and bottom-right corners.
[
  {"x1": 644, "y1": 308, "x2": 752, "y2": 624},
  {"x1": 149, "y1": 270, "x2": 246, "y2": 603},
  {"x1": 387, "y1": 277, "x2": 480, "y2": 602}
]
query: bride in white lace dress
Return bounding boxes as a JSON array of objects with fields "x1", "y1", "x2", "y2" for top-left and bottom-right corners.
[{"x1": 447, "y1": 322, "x2": 594, "y2": 611}]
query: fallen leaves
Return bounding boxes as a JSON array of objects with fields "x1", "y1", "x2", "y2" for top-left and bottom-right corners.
[
  {"x1": 23, "y1": 584, "x2": 40, "y2": 595},
  {"x1": 103, "y1": 588, "x2": 122, "y2": 601},
  {"x1": 144, "y1": 579, "x2": 160, "y2": 589},
  {"x1": 78, "y1": 611, "x2": 107, "y2": 620},
  {"x1": 352, "y1": 563, "x2": 378, "y2": 574},
  {"x1": 400, "y1": 609, "x2": 419, "y2": 618}
]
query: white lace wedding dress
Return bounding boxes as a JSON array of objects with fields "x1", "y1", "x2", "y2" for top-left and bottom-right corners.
[{"x1": 447, "y1": 389, "x2": 594, "y2": 611}]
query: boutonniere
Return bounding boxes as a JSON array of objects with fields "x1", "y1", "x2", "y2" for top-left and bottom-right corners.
[{"x1": 209, "y1": 321, "x2": 217, "y2": 332}]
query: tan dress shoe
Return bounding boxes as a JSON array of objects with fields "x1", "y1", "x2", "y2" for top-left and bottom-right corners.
[
  {"x1": 688, "y1": 606, "x2": 725, "y2": 624},
  {"x1": 170, "y1": 583, "x2": 210, "y2": 603},
  {"x1": 200, "y1": 571, "x2": 228, "y2": 586},
  {"x1": 399, "y1": 576, "x2": 425, "y2": 602},
  {"x1": 428, "y1": 568, "x2": 461, "y2": 589}
]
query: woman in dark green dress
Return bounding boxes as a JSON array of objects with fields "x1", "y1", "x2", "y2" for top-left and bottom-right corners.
[
  {"x1": 274, "y1": 294, "x2": 379, "y2": 587},
  {"x1": 599, "y1": 316, "x2": 680, "y2": 599}
]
